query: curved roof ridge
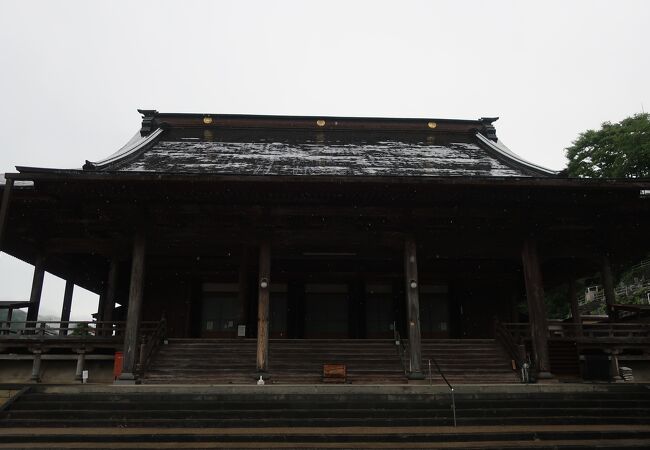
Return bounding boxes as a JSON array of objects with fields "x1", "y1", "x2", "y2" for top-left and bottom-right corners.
[
  {"x1": 475, "y1": 133, "x2": 558, "y2": 176},
  {"x1": 83, "y1": 128, "x2": 164, "y2": 170}
]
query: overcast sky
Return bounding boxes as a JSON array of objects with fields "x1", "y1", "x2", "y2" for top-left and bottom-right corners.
[{"x1": 1, "y1": 0, "x2": 649, "y2": 320}]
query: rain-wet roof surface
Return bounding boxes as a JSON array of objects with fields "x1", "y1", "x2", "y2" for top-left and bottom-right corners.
[{"x1": 100, "y1": 134, "x2": 539, "y2": 177}]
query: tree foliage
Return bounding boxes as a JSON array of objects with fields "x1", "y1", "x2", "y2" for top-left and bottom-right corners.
[{"x1": 565, "y1": 113, "x2": 650, "y2": 178}]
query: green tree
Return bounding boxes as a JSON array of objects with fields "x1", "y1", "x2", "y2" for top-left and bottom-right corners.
[{"x1": 565, "y1": 113, "x2": 650, "y2": 178}]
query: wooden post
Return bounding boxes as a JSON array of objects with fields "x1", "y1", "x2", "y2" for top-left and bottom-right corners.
[
  {"x1": 4, "y1": 307, "x2": 13, "y2": 334},
  {"x1": 404, "y1": 238, "x2": 424, "y2": 379},
  {"x1": 256, "y1": 242, "x2": 271, "y2": 375},
  {"x1": 521, "y1": 238, "x2": 552, "y2": 379},
  {"x1": 26, "y1": 256, "x2": 46, "y2": 329},
  {"x1": 0, "y1": 177, "x2": 14, "y2": 250},
  {"x1": 237, "y1": 247, "x2": 249, "y2": 335},
  {"x1": 75, "y1": 351, "x2": 86, "y2": 381},
  {"x1": 30, "y1": 351, "x2": 42, "y2": 382},
  {"x1": 601, "y1": 255, "x2": 618, "y2": 321},
  {"x1": 96, "y1": 291, "x2": 107, "y2": 322},
  {"x1": 567, "y1": 278, "x2": 582, "y2": 337},
  {"x1": 102, "y1": 257, "x2": 119, "y2": 335},
  {"x1": 59, "y1": 280, "x2": 74, "y2": 336},
  {"x1": 117, "y1": 232, "x2": 146, "y2": 383}
]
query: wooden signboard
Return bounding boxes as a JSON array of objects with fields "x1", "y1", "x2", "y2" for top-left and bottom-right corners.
[{"x1": 323, "y1": 363, "x2": 346, "y2": 383}]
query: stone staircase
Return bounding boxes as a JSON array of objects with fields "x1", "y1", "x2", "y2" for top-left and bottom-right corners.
[
  {"x1": 144, "y1": 338, "x2": 257, "y2": 384},
  {"x1": 1, "y1": 384, "x2": 650, "y2": 448},
  {"x1": 144, "y1": 338, "x2": 407, "y2": 384},
  {"x1": 420, "y1": 339, "x2": 520, "y2": 384},
  {"x1": 143, "y1": 338, "x2": 519, "y2": 385}
]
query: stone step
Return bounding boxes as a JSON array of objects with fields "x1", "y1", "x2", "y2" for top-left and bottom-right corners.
[
  {"x1": 3, "y1": 416, "x2": 650, "y2": 429},
  {"x1": 2, "y1": 428, "x2": 650, "y2": 449}
]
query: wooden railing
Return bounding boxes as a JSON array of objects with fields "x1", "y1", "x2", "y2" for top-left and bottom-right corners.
[
  {"x1": 137, "y1": 317, "x2": 167, "y2": 376},
  {"x1": 494, "y1": 318, "x2": 526, "y2": 370},
  {"x1": 502, "y1": 322, "x2": 650, "y2": 342},
  {"x1": 1, "y1": 320, "x2": 164, "y2": 339},
  {"x1": 1, "y1": 321, "x2": 126, "y2": 337}
]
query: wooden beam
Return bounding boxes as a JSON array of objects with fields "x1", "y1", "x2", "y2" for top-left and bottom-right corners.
[
  {"x1": 256, "y1": 242, "x2": 271, "y2": 374},
  {"x1": 118, "y1": 231, "x2": 146, "y2": 383},
  {"x1": 44, "y1": 238, "x2": 127, "y2": 256},
  {"x1": 601, "y1": 255, "x2": 618, "y2": 320},
  {"x1": 404, "y1": 237, "x2": 424, "y2": 379},
  {"x1": 26, "y1": 256, "x2": 46, "y2": 325},
  {"x1": 59, "y1": 280, "x2": 74, "y2": 336},
  {"x1": 0, "y1": 178, "x2": 14, "y2": 250},
  {"x1": 521, "y1": 238, "x2": 552, "y2": 378}
]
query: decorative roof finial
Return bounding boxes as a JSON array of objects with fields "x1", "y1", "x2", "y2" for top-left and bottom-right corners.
[
  {"x1": 137, "y1": 109, "x2": 158, "y2": 134},
  {"x1": 479, "y1": 117, "x2": 499, "y2": 142}
]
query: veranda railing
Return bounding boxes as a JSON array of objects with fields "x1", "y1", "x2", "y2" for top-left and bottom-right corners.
[
  {"x1": 0, "y1": 320, "x2": 164, "y2": 338},
  {"x1": 502, "y1": 321, "x2": 650, "y2": 341}
]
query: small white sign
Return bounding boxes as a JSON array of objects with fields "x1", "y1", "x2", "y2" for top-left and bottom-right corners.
[
  {"x1": 82, "y1": 370, "x2": 89, "y2": 384},
  {"x1": 206, "y1": 321, "x2": 214, "y2": 330},
  {"x1": 237, "y1": 325, "x2": 246, "y2": 337}
]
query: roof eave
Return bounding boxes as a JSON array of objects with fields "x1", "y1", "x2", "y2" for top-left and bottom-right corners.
[{"x1": 475, "y1": 133, "x2": 559, "y2": 177}]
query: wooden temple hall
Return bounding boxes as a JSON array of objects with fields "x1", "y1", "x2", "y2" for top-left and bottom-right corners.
[{"x1": 0, "y1": 110, "x2": 648, "y2": 385}]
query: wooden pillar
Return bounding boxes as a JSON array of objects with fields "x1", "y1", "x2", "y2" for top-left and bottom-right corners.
[
  {"x1": 521, "y1": 238, "x2": 552, "y2": 378},
  {"x1": 0, "y1": 178, "x2": 14, "y2": 250},
  {"x1": 59, "y1": 280, "x2": 74, "y2": 336},
  {"x1": 102, "y1": 257, "x2": 119, "y2": 334},
  {"x1": 404, "y1": 238, "x2": 424, "y2": 379},
  {"x1": 117, "y1": 232, "x2": 146, "y2": 383},
  {"x1": 601, "y1": 255, "x2": 618, "y2": 320},
  {"x1": 567, "y1": 278, "x2": 582, "y2": 337},
  {"x1": 256, "y1": 242, "x2": 271, "y2": 375},
  {"x1": 237, "y1": 248, "x2": 249, "y2": 334},
  {"x1": 26, "y1": 256, "x2": 46, "y2": 328}
]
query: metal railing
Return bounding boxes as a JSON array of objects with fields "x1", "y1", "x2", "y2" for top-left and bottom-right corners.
[
  {"x1": 427, "y1": 357, "x2": 457, "y2": 427},
  {"x1": 392, "y1": 321, "x2": 408, "y2": 376},
  {"x1": 393, "y1": 321, "x2": 457, "y2": 426}
]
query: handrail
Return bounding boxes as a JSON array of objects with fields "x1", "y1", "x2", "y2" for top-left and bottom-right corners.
[
  {"x1": 427, "y1": 356, "x2": 456, "y2": 427},
  {"x1": 136, "y1": 317, "x2": 167, "y2": 376},
  {"x1": 494, "y1": 318, "x2": 526, "y2": 372},
  {"x1": 392, "y1": 322, "x2": 408, "y2": 376},
  {"x1": 393, "y1": 321, "x2": 456, "y2": 426}
]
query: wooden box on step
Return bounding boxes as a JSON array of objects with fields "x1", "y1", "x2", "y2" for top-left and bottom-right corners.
[{"x1": 323, "y1": 363, "x2": 346, "y2": 383}]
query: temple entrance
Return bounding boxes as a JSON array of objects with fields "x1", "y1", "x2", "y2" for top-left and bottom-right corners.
[
  {"x1": 420, "y1": 285, "x2": 450, "y2": 338},
  {"x1": 201, "y1": 283, "x2": 240, "y2": 338},
  {"x1": 199, "y1": 279, "x2": 453, "y2": 340},
  {"x1": 303, "y1": 284, "x2": 349, "y2": 338},
  {"x1": 270, "y1": 284, "x2": 288, "y2": 338},
  {"x1": 365, "y1": 284, "x2": 396, "y2": 338}
]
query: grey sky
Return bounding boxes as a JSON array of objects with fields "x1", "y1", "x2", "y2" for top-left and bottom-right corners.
[{"x1": 1, "y1": 0, "x2": 649, "y2": 320}]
